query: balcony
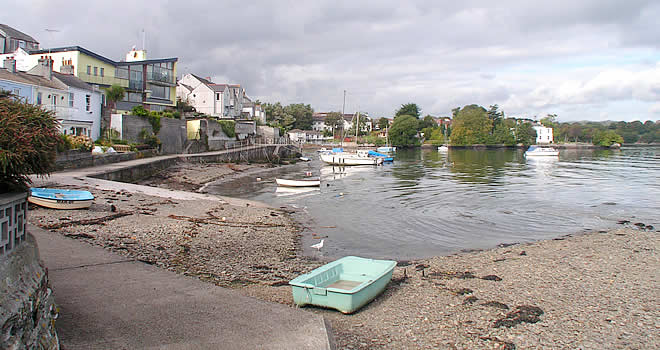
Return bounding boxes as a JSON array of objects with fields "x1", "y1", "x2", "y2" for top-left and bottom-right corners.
[
  {"x1": 77, "y1": 72, "x2": 128, "y2": 88},
  {"x1": 146, "y1": 72, "x2": 175, "y2": 86},
  {"x1": 128, "y1": 80, "x2": 144, "y2": 91}
]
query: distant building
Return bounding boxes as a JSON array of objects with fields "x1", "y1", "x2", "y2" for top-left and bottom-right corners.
[
  {"x1": 177, "y1": 74, "x2": 247, "y2": 119},
  {"x1": 241, "y1": 95, "x2": 265, "y2": 123},
  {"x1": 533, "y1": 125, "x2": 554, "y2": 144},
  {"x1": 0, "y1": 24, "x2": 39, "y2": 54},
  {"x1": 287, "y1": 129, "x2": 323, "y2": 143},
  {"x1": 312, "y1": 112, "x2": 372, "y2": 133},
  {"x1": 1, "y1": 56, "x2": 102, "y2": 139},
  {"x1": 13, "y1": 46, "x2": 177, "y2": 113}
]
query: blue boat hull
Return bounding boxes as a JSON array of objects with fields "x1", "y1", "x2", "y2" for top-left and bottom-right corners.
[{"x1": 28, "y1": 188, "x2": 94, "y2": 209}]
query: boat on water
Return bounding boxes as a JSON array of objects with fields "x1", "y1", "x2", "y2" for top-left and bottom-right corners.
[
  {"x1": 437, "y1": 145, "x2": 449, "y2": 152},
  {"x1": 525, "y1": 145, "x2": 559, "y2": 157},
  {"x1": 319, "y1": 148, "x2": 383, "y2": 166},
  {"x1": 289, "y1": 256, "x2": 397, "y2": 314},
  {"x1": 367, "y1": 150, "x2": 393, "y2": 162},
  {"x1": 275, "y1": 178, "x2": 321, "y2": 187},
  {"x1": 28, "y1": 188, "x2": 94, "y2": 209},
  {"x1": 376, "y1": 146, "x2": 396, "y2": 153}
]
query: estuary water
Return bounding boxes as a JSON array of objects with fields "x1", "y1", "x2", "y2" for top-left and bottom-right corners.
[{"x1": 206, "y1": 146, "x2": 660, "y2": 260}]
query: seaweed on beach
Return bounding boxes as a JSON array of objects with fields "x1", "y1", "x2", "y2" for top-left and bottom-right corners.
[{"x1": 494, "y1": 305, "x2": 544, "y2": 328}]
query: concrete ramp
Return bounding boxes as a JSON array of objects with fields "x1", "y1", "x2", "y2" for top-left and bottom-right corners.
[{"x1": 31, "y1": 225, "x2": 333, "y2": 349}]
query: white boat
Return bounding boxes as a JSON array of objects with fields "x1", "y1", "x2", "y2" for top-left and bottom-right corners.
[
  {"x1": 525, "y1": 145, "x2": 559, "y2": 157},
  {"x1": 28, "y1": 188, "x2": 94, "y2": 209},
  {"x1": 320, "y1": 150, "x2": 383, "y2": 166},
  {"x1": 377, "y1": 146, "x2": 396, "y2": 153},
  {"x1": 437, "y1": 145, "x2": 449, "y2": 152},
  {"x1": 299, "y1": 156, "x2": 311, "y2": 162},
  {"x1": 275, "y1": 178, "x2": 321, "y2": 187}
]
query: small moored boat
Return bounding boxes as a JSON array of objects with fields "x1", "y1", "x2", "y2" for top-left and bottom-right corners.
[
  {"x1": 28, "y1": 188, "x2": 94, "y2": 209},
  {"x1": 275, "y1": 178, "x2": 321, "y2": 187},
  {"x1": 437, "y1": 145, "x2": 449, "y2": 152},
  {"x1": 290, "y1": 256, "x2": 396, "y2": 314},
  {"x1": 525, "y1": 145, "x2": 559, "y2": 157},
  {"x1": 320, "y1": 149, "x2": 383, "y2": 166}
]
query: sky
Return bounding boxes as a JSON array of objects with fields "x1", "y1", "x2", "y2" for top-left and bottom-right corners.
[{"x1": 3, "y1": 0, "x2": 660, "y2": 122}]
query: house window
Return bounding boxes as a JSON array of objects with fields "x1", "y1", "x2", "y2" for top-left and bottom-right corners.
[
  {"x1": 69, "y1": 93, "x2": 74, "y2": 107},
  {"x1": 37, "y1": 92, "x2": 42, "y2": 104},
  {"x1": 87, "y1": 65, "x2": 91, "y2": 75},
  {"x1": 93, "y1": 67, "x2": 98, "y2": 76},
  {"x1": 100, "y1": 67, "x2": 104, "y2": 77},
  {"x1": 216, "y1": 93, "x2": 220, "y2": 101},
  {"x1": 85, "y1": 95, "x2": 91, "y2": 112},
  {"x1": 12, "y1": 88, "x2": 20, "y2": 95}
]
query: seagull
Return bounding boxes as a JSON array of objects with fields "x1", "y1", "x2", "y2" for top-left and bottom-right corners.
[{"x1": 311, "y1": 239, "x2": 324, "y2": 251}]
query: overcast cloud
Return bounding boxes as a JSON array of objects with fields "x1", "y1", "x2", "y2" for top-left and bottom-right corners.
[{"x1": 4, "y1": 0, "x2": 660, "y2": 121}]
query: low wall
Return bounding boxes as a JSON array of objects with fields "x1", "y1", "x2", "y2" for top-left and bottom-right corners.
[
  {"x1": 55, "y1": 150, "x2": 158, "y2": 171},
  {"x1": 0, "y1": 232, "x2": 59, "y2": 350},
  {"x1": 89, "y1": 145, "x2": 301, "y2": 183}
]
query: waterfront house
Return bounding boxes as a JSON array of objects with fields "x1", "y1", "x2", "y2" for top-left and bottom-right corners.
[
  {"x1": 533, "y1": 124, "x2": 554, "y2": 144},
  {"x1": 287, "y1": 129, "x2": 324, "y2": 143},
  {"x1": 1, "y1": 56, "x2": 102, "y2": 139},
  {"x1": 177, "y1": 74, "x2": 231, "y2": 118},
  {"x1": 241, "y1": 95, "x2": 265, "y2": 123},
  {"x1": 19, "y1": 46, "x2": 177, "y2": 113},
  {"x1": 0, "y1": 24, "x2": 39, "y2": 54}
]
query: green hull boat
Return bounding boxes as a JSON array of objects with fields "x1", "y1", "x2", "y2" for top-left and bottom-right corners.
[{"x1": 290, "y1": 256, "x2": 396, "y2": 314}]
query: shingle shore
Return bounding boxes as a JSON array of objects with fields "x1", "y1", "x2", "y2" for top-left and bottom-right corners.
[{"x1": 29, "y1": 162, "x2": 659, "y2": 349}]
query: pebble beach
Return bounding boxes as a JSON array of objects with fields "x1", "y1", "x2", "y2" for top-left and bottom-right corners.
[{"x1": 28, "y1": 162, "x2": 659, "y2": 349}]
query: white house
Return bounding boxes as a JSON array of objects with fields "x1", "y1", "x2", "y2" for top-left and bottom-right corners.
[
  {"x1": 241, "y1": 95, "x2": 266, "y2": 123},
  {"x1": 533, "y1": 125, "x2": 554, "y2": 144},
  {"x1": 177, "y1": 74, "x2": 231, "y2": 118},
  {"x1": 2, "y1": 57, "x2": 102, "y2": 140},
  {"x1": 0, "y1": 47, "x2": 34, "y2": 71}
]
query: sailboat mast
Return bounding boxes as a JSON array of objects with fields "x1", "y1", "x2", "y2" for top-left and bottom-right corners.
[{"x1": 341, "y1": 90, "x2": 346, "y2": 147}]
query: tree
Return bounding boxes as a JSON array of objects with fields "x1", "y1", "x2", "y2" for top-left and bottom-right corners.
[
  {"x1": 1, "y1": 91, "x2": 60, "y2": 192},
  {"x1": 487, "y1": 104, "x2": 504, "y2": 128},
  {"x1": 593, "y1": 130, "x2": 624, "y2": 147},
  {"x1": 377, "y1": 117, "x2": 390, "y2": 130},
  {"x1": 395, "y1": 103, "x2": 421, "y2": 119},
  {"x1": 515, "y1": 122, "x2": 537, "y2": 145},
  {"x1": 449, "y1": 105, "x2": 491, "y2": 145},
  {"x1": 389, "y1": 115, "x2": 419, "y2": 146},
  {"x1": 419, "y1": 115, "x2": 437, "y2": 130},
  {"x1": 348, "y1": 113, "x2": 369, "y2": 136},
  {"x1": 284, "y1": 103, "x2": 314, "y2": 130},
  {"x1": 540, "y1": 114, "x2": 558, "y2": 128},
  {"x1": 324, "y1": 112, "x2": 343, "y2": 137},
  {"x1": 492, "y1": 119, "x2": 516, "y2": 145},
  {"x1": 105, "y1": 85, "x2": 125, "y2": 113}
]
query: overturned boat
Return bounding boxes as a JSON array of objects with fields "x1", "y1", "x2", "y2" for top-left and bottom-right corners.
[{"x1": 28, "y1": 188, "x2": 94, "y2": 209}]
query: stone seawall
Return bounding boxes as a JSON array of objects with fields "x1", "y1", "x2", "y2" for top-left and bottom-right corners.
[
  {"x1": 0, "y1": 233, "x2": 59, "y2": 350},
  {"x1": 88, "y1": 145, "x2": 300, "y2": 184}
]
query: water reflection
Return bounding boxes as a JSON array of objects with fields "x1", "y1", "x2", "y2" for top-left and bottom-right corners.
[{"x1": 208, "y1": 146, "x2": 660, "y2": 259}]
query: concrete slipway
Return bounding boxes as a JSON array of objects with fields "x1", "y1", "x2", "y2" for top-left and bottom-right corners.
[{"x1": 29, "y1": 147, "x2": 334, "y2": 349}]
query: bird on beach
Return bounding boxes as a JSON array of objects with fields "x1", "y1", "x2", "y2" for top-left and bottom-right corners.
[{"x1": 311, "y1": 239, "x2": 324, "y2": 251}]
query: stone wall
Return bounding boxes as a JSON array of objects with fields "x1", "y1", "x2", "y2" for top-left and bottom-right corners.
[
  {"x1": 203, "y1": 119, "x2": 236, "y2": 151},
  {"x1": 0, "y1": 232, "x2": 59, "y2": 350},
  {"x1": 55, "y1": 150, "x2": 158, "y2": 171},
  {"x1": 158, "y1": 117, "x2": 188, "y2": 155}
]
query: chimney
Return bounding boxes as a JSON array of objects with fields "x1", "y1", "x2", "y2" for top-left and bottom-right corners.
[
  {"x1": 60, "y1": 64, "x2": 75, "y2": 75},
  {"x1": 3, "y1": 57, "x2": 16, "y2": 73},
  {"x1": 37, "y1": 56, "x2": 53, "y2": 80}
]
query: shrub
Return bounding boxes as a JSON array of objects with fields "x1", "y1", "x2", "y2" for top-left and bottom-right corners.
[
  {"x1": 0, "y1": 92, "x2": 60, "y2": 192},
  {"x1": 139, "y1": 128, "x2": 161, "y2": 149},
  {"x1": 57, "y1": 134, "x2": 73, "y2": 152},
  {"x1": 69, "y1": 135, "x2": 93, "y2": 151},
  {"x1": 131, "y1": 105, "x2": 149, "y2": 117},
  {"x1": 218, "y1": 120, "x2": 236, "y2": 138}
]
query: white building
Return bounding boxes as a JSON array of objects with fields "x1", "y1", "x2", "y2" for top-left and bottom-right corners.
[
  {"x1": 533, "y1": 125, "x2": 554, "y2": 144},
  {"x1": 177, "y1": 74, "x2": 231, "y2": 118},
  {"x1": 241, "y1": 95, "x2": 266, "y2": 123},
  {"x1": 1, "y1": 57, "x2": 102, "y2": 139}
]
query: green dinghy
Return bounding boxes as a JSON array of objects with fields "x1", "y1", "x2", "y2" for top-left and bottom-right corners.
[{"x1": 290, "y1": 256, "x2": 396, "y2": 314}]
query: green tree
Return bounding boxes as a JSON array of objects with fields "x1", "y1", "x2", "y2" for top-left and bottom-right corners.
[
  {"x1": 487, "y1": 104, "x2": 504, "y2": 128},
  {"x1": 105, "y1": 84, "x2": 125, "y2": 113},
  {"x1": 395, "y1": 103, "x2": 421, "y2": 119},
  {"x1": 492, "y1": 119, "x2": 516, "y2": 145},
  {"x1": 324, "y1": 112, "x2": 343, "y2": 136},
  {"x1": 284, "y1": 103, "x2": 314, "y2": 130},
  {"x1": 419, "y1": 115, "x2": 437, "y2": 130},
  {"x1": 389, "y1": 115, "x2": 419, "y2": 146},
  {"x1": 515, "y1": 122, "x2": 537, "y2": 145},
  {"x1": 377, "y1": 117, "x2": 390, "y2": 130},
  {"x1": 450, "y1": 105, "x2": 491, "y2": 145},
  {"x1": 593, "y1": 130, "x2": 624, "y2": 146},
  {"x1": 1, "y1": 91, "x2": 60, "y2": 192}
]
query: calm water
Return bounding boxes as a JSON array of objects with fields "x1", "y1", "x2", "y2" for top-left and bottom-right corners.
[{"x1": 206, "y1": 146, "x2": 660, "y2": 260}]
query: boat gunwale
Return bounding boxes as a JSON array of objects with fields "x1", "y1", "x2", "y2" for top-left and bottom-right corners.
[{"x1": 289, "y1": 256, "x2": 397, "y2": 295}]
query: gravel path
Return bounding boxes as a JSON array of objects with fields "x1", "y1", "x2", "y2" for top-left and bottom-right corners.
[{"x1": 28, "y1": 162, "x2": 659, "y2": 349}]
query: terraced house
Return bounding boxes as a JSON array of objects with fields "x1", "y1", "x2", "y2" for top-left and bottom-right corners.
[{"x1": 23, "y1": 46, "x2": 177, "y2": 113}]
